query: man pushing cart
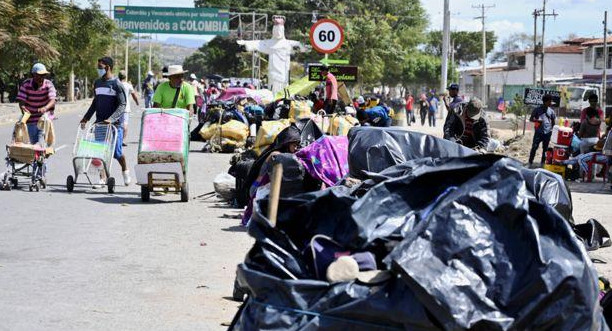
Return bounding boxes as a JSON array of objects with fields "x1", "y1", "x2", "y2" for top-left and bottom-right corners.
[{"x1": 74, "y1": 56, "x2": 131, "y2": 189}]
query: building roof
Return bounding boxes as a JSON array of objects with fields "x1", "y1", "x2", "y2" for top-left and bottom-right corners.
[
  {"x1": 581, "y1": 36, "x2": 612, "y2": 46},
  {"x1": 563, "y1": 37, "x2": 597, "y2": 45},
  {"x1": 510, "y1": 44, "x2": 583, "y2": 55}
]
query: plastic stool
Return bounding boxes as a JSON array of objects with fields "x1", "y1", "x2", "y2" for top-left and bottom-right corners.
[{"x1": 583, "y1": 153, "x2": 609, "y2": 183}]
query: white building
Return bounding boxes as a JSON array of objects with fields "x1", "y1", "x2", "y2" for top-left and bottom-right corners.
[{"x1": 459, "y1": 39, "x2": 585, "y2": 107}]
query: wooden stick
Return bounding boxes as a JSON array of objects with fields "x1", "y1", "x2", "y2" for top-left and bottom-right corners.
[{"x1": 267, "y1": 163, "x2": 283, "y2": 227}]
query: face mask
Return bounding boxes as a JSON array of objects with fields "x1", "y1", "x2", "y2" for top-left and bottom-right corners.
[{"x1": 97, "y1": 68, "x2": 106, "y2": 77}]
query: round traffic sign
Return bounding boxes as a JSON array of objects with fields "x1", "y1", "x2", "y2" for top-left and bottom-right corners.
[{"x1": 309, "y1": 19, "x2": 344, "y2": 54}]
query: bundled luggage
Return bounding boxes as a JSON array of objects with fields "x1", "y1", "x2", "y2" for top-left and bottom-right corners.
[
  {"x1": 288, "y1": 100, "x2": 313, "y2": 123},
  {"x1": 135, "y1": 108, "x2": 190, "y2": 202},
  {"x1": 252, "y1": 119, "x2": 290, "y2": 155}
]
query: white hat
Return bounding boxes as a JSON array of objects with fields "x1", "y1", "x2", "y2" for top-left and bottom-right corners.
[
  {"x1": 189, "y1": 73, "x2": 197, "y2": 79},
  {"x1": 31, "y1": 63, "x2": 49, "y2": 75},
  {"x1": 147, "y1": 71, "x2": 154, "y2": 76},
  {"x1": 167, "y1": 65, "x2": 188, "y2": 76}
]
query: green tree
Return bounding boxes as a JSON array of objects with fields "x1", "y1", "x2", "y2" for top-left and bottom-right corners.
[
  {"x1": 426, "y1": 30, "x2": 497, "y2": 65},
  {"x1": 183, "y1": 36, "x2": 249, "y2": 77}
]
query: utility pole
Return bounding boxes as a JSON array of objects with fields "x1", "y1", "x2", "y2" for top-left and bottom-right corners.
[
  {"x1": 125, "y1": 36, "x2": 129, "y2": 82},
  {"x1": 473, "y1": 4, "x2": 495, "y2": 106},
  {"x1": 148, "y1": 36, "x2": 152, "y2": 73},
  {"x1": 441, "y1": 0, "x2": 450, "y2": 94},
  {"x1": 137, "y1": 31, "x2": 141, "y2": 93},
  {"x1": 603, "y1": 11, "x2": 608, "y2": 110},
  {"x1": 539, "y1": 0, "x2": 558, "y2": 87},
  {"x1": 532, "y1": 9, "x2": 541, "y2": 86},
  {"x1": 69, "y1": 0, "x2": 75, "y2": 102}
]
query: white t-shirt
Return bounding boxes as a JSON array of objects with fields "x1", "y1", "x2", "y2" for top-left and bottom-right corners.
[{"x1": 121, "y1": 81, "x2": 134, "y2": 113}]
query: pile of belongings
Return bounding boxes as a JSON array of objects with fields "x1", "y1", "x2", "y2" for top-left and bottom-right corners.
[{"x1": 229, "y1": 126, "x2": 607, "y2": 330}]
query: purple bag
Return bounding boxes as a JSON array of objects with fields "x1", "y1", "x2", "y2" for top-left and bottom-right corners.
[{"x1": 296, "y1": 136, "x2": 349, "y2": 187}]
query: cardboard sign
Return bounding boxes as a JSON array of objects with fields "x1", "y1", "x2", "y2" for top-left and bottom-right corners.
[
  {"x1": 523, "y1": 88, "x2": 561, "y2": 106},
  {"x1": 308, "y1": 65, "x2": 358, "y2": 82}
]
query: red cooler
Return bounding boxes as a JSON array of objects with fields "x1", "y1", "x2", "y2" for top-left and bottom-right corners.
[
  {"x1": 551, "y1": 125, "x2": 573, "y2": 146},
  {"x1": 552, "y1": 146, "x2": 570, "y2": 163}
]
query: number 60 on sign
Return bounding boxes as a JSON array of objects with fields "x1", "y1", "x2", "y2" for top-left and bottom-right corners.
[{"x1": 309, "y1": 19, "x2": 344, "y2": 54}]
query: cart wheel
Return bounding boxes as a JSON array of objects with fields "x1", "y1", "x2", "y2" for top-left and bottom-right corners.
[
  {"x1": 180, "y1": 182, "x2": 189, "y2": 202},
  {"x1": 141, "y1": 186, "x2": 150, "y2": 202},
  {"x1": 2, "y1": 182, "x2": 10, "y2": 191},
  {"x1": 35, "y1": 183, "x2": 40, "y2": 192},
  {"x1": 107, "y1": 177, "x2": 116, "y2": 193},
  {"x1": 11, "y1": 178, "x2": 18, "y2": 189},
  {"x1": 29, "y1": 184, "x2": 33, "y2": 192},
  {"x1": 66, "y1": 175, "x2": 75, "y2": 192}
]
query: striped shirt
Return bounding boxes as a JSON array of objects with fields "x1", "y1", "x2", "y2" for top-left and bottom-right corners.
[{"x1": 16, "y1": 78, "x2": 56, "y2": 123}]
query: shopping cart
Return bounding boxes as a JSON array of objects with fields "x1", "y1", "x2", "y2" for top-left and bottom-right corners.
[{"x1": 66, "y1": 123, "x2": 117, "y2": 193}]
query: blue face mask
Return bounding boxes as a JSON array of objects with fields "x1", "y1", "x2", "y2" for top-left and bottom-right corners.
[{"x1": 97, "y1": 68, "x2": 106, "y2": 77}]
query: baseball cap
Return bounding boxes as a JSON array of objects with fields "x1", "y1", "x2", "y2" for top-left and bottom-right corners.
[
  {"x1": 190, "y1": 73, "x2": 197, "y2": 79},
  {"x1": 466, "y1": 97, "x2": 483, "y2": 120},
  {"x1": 448, "y1": 83, "x2": 459, "y2": 90},
  {"x1": 31, "y1": 63, "x2": 49, "y2": 75}
]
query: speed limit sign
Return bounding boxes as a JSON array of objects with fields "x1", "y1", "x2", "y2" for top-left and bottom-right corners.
[{"x1": 309, "y1": 19, "x2": 344, "y2": 54}]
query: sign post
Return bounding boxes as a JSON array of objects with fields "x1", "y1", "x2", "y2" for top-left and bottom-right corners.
[{"x1": 309, "y1": 19, "x2": 344, "y2": 54}]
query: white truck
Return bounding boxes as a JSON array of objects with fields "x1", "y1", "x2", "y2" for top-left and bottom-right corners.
[{"x1": 566, "y1": 84, "x2": 600, "y2": 116}]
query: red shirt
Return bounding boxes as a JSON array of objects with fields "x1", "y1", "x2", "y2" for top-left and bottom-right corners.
[
  {"x1": 580, "y1": 107, "x2": 603, "y2": 123},
  {"x1": 405, "y1": 95, "x2": 414, "y2": 111},
  {"x1": 324, "y1": 72, "x2": 338, "y2": 101},
  {"x1": 16, "y1": 78, "x2": 57, "y2": 123}
]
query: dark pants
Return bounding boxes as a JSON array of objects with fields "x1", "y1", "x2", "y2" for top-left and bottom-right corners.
[
  {"x1": 324, "y1": 99, "x2": 337, "y2": 115},
  {"x1": 529, "y1": 131, "x2": 552, "y2": 165},
  {"x1": 428, "y1": 112, "x2": 436, "y2": 127},
  {"x1": 420, "y1": 110, "x2": 427, "y2": 126}
]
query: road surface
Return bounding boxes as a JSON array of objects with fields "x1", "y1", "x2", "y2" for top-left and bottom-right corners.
[{"x1": 0, "y1": 103, "x2": 610, "y2": 330}]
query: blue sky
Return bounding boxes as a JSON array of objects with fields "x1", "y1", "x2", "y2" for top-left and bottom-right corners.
[{"x1": 75, "y1": 0, "x2": 612, "y2": 47}]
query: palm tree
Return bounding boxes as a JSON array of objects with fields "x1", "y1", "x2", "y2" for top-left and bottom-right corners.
[{"x1": 0, "y1": 0, "x2": 66, "y2": 72}]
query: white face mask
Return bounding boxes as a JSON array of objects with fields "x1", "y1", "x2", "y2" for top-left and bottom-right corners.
[{"x1": 97, "y1": 68, "x2": 106, "y2": 77}]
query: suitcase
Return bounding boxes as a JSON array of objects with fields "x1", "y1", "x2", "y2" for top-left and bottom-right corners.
[
  {"x1": 138, "y1": 108, "x2": 190, "y2": 168},
  {"x1": 551, "y1": 125, "x2": 573, "y2": 146}
]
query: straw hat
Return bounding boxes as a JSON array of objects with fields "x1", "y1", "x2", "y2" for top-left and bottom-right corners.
[{"x1": 167, "y1": 65, "x2": 188, "y2": 76}]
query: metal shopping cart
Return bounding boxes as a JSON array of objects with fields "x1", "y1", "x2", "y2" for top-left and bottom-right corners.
[{"x1": 66, "y1": 123, "x2": 118, "y2": 193}]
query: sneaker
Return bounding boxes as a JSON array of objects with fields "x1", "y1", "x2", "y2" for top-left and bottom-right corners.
[
  {"x1": 122, "y1": 143, "x2": 128, "y2": 147},
  {"x1": 122, "y1": 170, "x2": 131, "y2": 186},
  {"x1": 93, "y1": 178, "x2": 106, "y2": 189}
]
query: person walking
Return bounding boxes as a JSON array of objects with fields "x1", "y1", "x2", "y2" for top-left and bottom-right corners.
[
  {"x1": 142, "y1": 71, "x2": 156, "y2": 109},
  {"x1": 528, "y1": 94, "x2": 556, "y2": 167},
  {"x1": 418, "y1": 93, "x2": 429, "y2": 126},
  {"x1": 320, "y1": 66, "x2": 338, "y2": 114},
  {"x1": 16, "y1": 63, "x2": 57, "y2": 145},
  {"x1": 118, "y1": 70, "x2": 139, "y2": 146},
  {"x1": 405, "y1": 91, "x2": 414, "y2": 126},
  {"x1": 428, "y1": 93, "x2": 439, "y2": 127},
  {"x1": 80, "y1": 56, "x2": 131, "y2": 186}
]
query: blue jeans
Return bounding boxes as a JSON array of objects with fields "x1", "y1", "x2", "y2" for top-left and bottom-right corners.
[
  {"x1": 26, "y1": 123, "x2": 43, "y2": 145},
  {"x1": 144, "y1": 93, "x2": 154, "y2": 109},
  {"x1": 428, "y1": 112, "x2": 436, "y2": 127}
]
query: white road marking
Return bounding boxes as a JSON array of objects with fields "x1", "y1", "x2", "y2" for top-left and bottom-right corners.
[{"x1": 55, "y1": 144, "x2": 67, "y2": 152}]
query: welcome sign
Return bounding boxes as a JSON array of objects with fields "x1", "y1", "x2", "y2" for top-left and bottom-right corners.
[{"x1": 114, "y1": 6, "x2": 229, "y2": 35}]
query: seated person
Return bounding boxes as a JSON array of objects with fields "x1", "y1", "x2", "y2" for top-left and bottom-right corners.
[
  {"x1": 356, "y1": 105, "x2": 391, "y2": 127},
  {"x1": 578, "y1": 107, "x2": 602, "y2": 154},
  {"x1": 443, "y1": 97, "x2": 490, "y2": 150},
  {"x1": 241, "y1": 126, "x2": 302, "y2": 225}
]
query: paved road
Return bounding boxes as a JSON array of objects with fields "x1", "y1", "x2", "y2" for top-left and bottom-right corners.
[
  {"x1": 0, "y1": 104, "x2": 611, "y2": 330},
  {"x1": 0, "y1": 104, "x2": 250, "y2": 330}
]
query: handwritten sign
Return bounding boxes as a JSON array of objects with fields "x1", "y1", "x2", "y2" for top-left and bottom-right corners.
[{"x1": 523, "y1": 88, "x2": 561, "y2": 106}]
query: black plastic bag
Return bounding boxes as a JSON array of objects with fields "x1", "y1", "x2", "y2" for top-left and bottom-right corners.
[
  {"x1": 232, "y1": 155, "x2": 606, "y2": 330},
  {"x1": 574, "y1": 218, "x2": 612, "y2": 251},
  {"x1": 347, "y1": 126, "x2": 475, "y2": 179},
  {"x1": 385, "y1": 157, "x2": 605, "y2": 330}
]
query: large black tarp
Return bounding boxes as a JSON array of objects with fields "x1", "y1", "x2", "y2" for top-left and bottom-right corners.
[
  {"x1": 347, "y1": 126, "x2": 476, "y2": 179},
  {"x1": 230, "y1": 154, "x2": 604, "y2": 330}
]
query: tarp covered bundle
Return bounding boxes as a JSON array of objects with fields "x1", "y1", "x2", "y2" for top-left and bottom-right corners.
[{"x1": 230, "y1": 127, "x2": 603, "y2": 330}]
